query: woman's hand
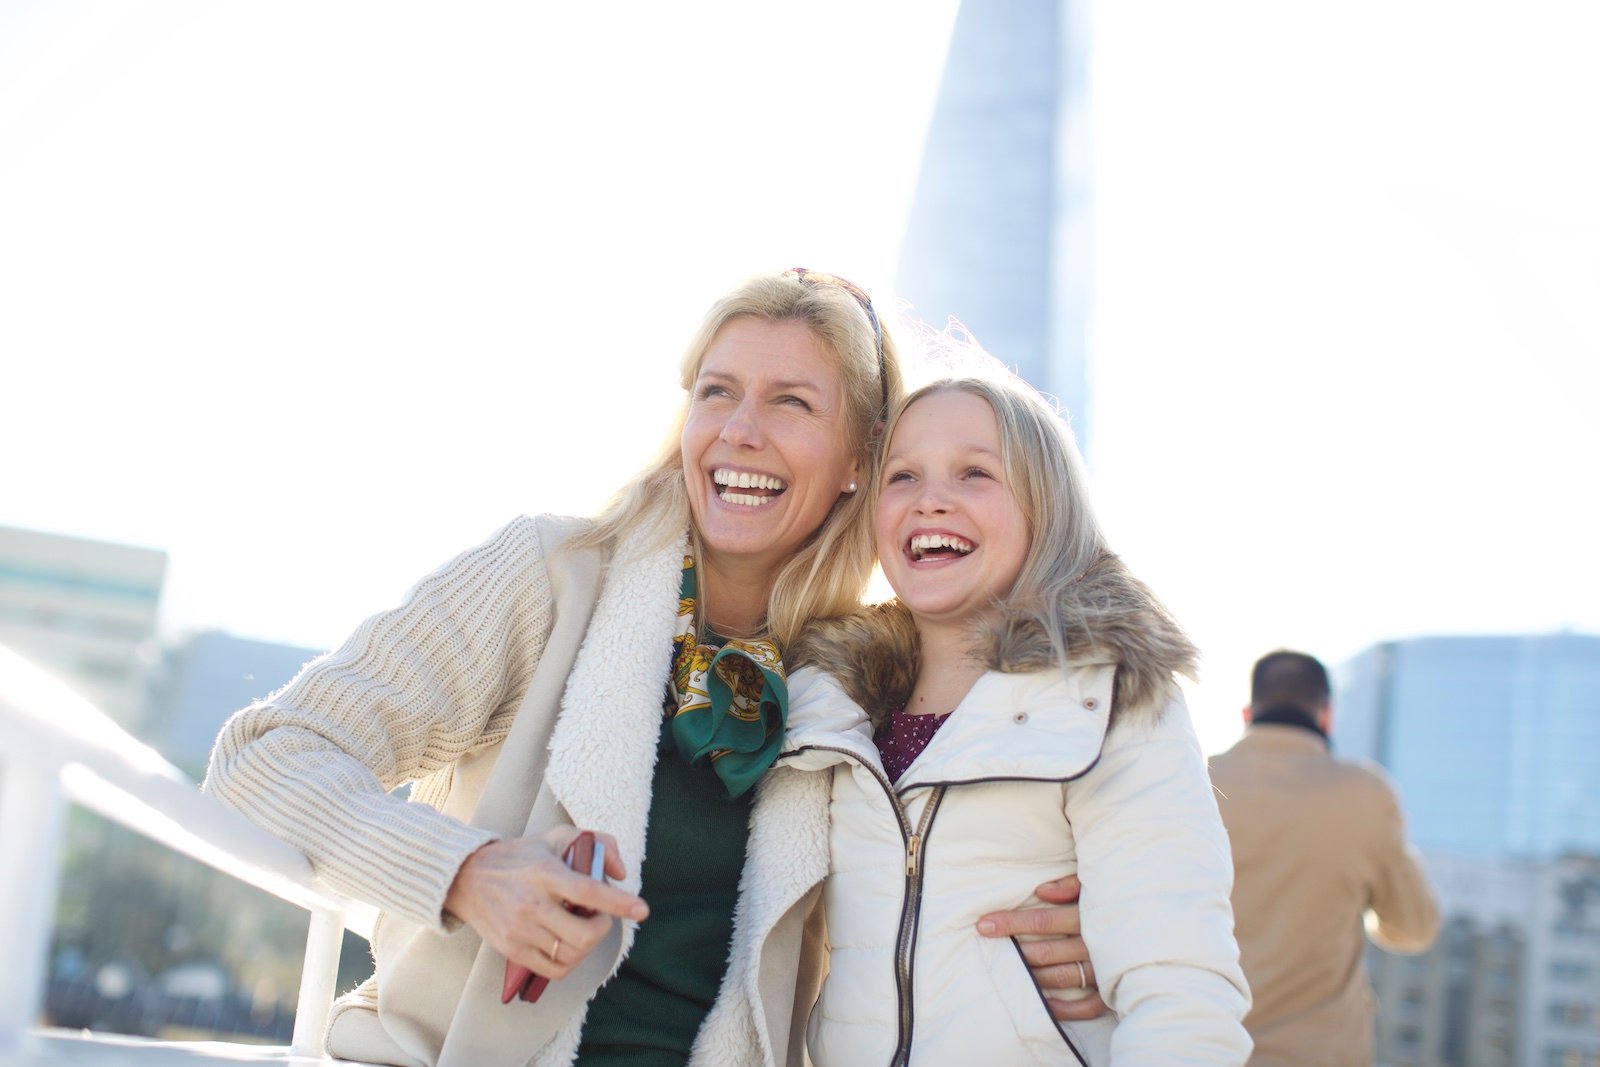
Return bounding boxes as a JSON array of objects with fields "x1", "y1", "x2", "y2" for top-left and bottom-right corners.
[
  {"x1": 444, "y1": 827, "x2": 650, "y2": 982},
  {"x1": 976, "y1": 875, "x2": 1109, "y2": 1021}
]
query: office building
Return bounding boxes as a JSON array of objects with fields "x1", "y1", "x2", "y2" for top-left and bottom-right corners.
[
  {"x1": 1367, "y1": 851, "x2": 1600, "y2": 1067},
  {"x1": 1334, "y1": 634, "x2": 1600, "y2": 1065},
  {"x1": 144, "y1": 629, "x2": 325, "y2": 776},
  {"x1": 1335, "y1": 633, "x2": 1600, "y2": 861},
  {"x1": 0, "y1": 523, "x2": 166, "y2": 728}
]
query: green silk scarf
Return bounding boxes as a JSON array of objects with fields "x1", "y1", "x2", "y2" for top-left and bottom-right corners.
[{"x1": 666, "y1": 557, "x2": 788, "y2": 798}]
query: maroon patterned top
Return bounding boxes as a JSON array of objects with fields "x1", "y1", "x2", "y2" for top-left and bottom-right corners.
[{"x1": 875, "y1": 704, "x2": 954, "y2": 782}]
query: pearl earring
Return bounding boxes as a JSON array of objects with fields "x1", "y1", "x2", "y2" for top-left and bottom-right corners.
[{"x1": 847, "y1": 482, "x2": 858, "y2": 493}]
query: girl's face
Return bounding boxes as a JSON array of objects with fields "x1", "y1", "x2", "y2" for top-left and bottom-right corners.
[
  {"x1": 681, "y1": 316, "x2": 860, "y2": 579},
  {"x1": 874, "y1": 389, "x2": 1030, "y2": 631}
]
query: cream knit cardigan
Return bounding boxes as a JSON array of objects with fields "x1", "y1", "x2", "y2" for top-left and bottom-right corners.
[{"x1": 204, "y1": 515, "x2": 832, "y2": 1067}]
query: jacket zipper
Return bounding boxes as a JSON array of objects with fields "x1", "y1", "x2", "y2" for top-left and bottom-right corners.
[
  {"x1": 890, "y1": 784, "x2": 945, "y2": 1067},
  {"x1": 778, "y1": 744, "x2": 947, "y2": 1066}
]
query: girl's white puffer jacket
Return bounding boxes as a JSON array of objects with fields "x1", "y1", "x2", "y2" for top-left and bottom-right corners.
[{"x1": 783, "y1": 663, "x2": 1250, "y2": 1066}]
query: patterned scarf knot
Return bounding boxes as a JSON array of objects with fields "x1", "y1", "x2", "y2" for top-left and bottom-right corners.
[{"x1": 666, "y1": 557, "x2": 788, "y2": 798}]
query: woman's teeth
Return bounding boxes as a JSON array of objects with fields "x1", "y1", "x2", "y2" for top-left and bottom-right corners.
[
  {"x1": 714, "y1": 468, "x2": 786, "y2": 507},
  {"x1": 909, "y1": 533, "x2": 975, "y2": 561}
]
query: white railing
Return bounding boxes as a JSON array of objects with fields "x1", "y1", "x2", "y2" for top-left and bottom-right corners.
[{"x1": 0, "y1": 644, "x2": 377, "y2": 1060}]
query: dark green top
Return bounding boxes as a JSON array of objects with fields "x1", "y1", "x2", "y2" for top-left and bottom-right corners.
[{"x1": 573, "y1": 714, "x2": 754, "y2": 1066}]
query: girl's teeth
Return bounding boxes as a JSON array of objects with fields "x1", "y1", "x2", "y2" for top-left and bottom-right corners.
[{"x1": 909, "y1": 533, "x2": 974, "y2": 557}]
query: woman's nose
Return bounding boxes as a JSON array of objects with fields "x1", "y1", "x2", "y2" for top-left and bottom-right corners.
[{"x1": 718, "y1": 399, "x2": 765, "y2": 448}]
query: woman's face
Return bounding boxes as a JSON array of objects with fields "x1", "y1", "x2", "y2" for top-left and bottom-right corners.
[
  {"x1": 874, "y1": 389, "x2": 1030, "y2": 631},
  {"x1": 681, "y1": 316, "x2": 860, "y2": 579}
]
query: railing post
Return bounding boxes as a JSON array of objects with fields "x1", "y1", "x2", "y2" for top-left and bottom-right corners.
[
  {"x1": 0, "y1": 760, "x2": 68, "y2": 1051},
  {"x1": 290, "y1": 905, "x2": 345, "y2": 1057}
]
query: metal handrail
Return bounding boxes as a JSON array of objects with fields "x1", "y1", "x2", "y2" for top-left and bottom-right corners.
[{"x1": 0, "y1": 644, "x2": 377, "y2": 1058}]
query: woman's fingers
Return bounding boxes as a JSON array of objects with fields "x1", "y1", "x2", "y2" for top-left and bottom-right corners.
[
  {"x1": 1030, "y1": 959, "x2": 1097, "y2": 991},
  {"x1": 975, "y1": 873, "x2": 1106, "y2": 1021},
  {"x1": 1031, "y1": 874, "x2": 1083, "y2": 905},
  {"x1": 504, "y1": 907, "x2": 614, "y2": 980},
  {"x1": 445, "y1": 832, "x2": 650, "y2": 980},
  {"x1": 1016, "y1": 933, "x2": 1101, "y2": 1015},
  {"x1": 976, "y1": 874, "x2": 1083, "y2": 937},
  {"x1": 1013, "y1": 932, "x2": 1088, "y2": 967},
  {"x1": 1046, "y1": 991, "x2": 1109, "y2": 1022},
  {"x1": 553, "y1": 860, "x2": 651, "y2": 921},
  {"x1": 595, "y1": 831, "x2": 629, "y2": 882},
  {"x1": 976, "y1": 902, "x2": 1082, "y2": 938}
]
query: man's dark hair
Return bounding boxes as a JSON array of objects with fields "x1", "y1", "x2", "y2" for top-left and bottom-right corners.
[{"x1": 1250, "y1": 650, "x2": 1331, "y2": 715}]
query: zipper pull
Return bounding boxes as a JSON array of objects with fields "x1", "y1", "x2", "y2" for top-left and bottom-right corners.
[{"x1": 906, "y1": 833, "x2": 921, "y2": 878}]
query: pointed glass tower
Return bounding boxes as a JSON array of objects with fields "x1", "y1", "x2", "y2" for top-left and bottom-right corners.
[{"x1": 896, "y1": 0, "x2": 1093, "y2": 450}]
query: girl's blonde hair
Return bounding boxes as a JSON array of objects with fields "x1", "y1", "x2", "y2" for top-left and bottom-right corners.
[{"x1": 577, "y1": 271, "x2": 903, "y2": 646}]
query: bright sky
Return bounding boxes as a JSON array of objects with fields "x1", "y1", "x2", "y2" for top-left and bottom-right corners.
[{"x1": 3, "y1": 1, "x2": 1597, "y2": 756}]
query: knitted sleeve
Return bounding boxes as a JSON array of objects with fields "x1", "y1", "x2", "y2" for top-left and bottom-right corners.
[{"x1": 202, "y1": 516, "x2": 556, "y2": 933}]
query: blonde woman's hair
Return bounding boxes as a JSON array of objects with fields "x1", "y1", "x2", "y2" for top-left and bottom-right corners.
[
  {"x1": 875, "y1": 372, "x2": 1108, "y2": 671},
  {"x1": 576, "y1": 271, "x2": 903, "y2": 646}
]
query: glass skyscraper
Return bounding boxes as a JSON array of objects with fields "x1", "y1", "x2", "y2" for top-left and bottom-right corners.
[
  {"x1": 1335, "y1": 633, "x2": 1600, "y2": 860},
  {"x1": 896, "y1": 0, "x2": 1092, "y2": 444}
]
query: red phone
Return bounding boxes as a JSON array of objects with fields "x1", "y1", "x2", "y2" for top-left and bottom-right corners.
[{"x1": 500, "y1": 832, "x2": 608, "y2": 1005}]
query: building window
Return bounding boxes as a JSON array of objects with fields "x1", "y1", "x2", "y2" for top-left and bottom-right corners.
[{"x1": 1551, "y1": 959, "x2": 1591, "y2": 983}]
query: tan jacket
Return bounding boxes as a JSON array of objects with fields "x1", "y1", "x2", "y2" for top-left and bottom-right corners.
[
  {"x1": 1208, "y1": 724, "x2": 1440, "y2": 1067},
  {"x1": 206, "y1": 514, "x2": 830, "y2": 1067}
]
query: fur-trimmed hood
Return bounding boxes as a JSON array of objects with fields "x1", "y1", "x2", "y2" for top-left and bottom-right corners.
[{"x1": 788, "y1": 551, "x2": 1198, "y2": 729}]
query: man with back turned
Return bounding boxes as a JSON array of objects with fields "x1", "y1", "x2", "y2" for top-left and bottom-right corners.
[{"x1": 1209, "y1": 649, "x2": 1439, "y2": 1067}]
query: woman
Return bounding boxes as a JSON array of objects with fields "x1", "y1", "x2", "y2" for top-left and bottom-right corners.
[{"x1": 204, "y1": 271, "x2": 1099, "y2": 1067}]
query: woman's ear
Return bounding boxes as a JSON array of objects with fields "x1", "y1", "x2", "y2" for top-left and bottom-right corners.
[{"x1": 842, "y1": 458, "x2": 861, "y2": 494}]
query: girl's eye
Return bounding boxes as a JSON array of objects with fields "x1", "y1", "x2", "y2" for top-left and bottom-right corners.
[
  {"x1": 964, "y1": 467, "x2": 993, "y2": 480},
  {"x1": 885, "y1": 470, "x2": 915, "y2": 484}
]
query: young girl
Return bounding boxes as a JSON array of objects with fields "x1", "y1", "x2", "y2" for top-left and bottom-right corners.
[{"x1": 783, "y1": 372, "x2": 1252, "y2": 1065}]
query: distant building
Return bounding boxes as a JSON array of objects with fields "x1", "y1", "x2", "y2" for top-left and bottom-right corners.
[
  {"x1": 0, "y1": 524, "x2": 166, "y2": 728},
  {"x1": 1367, "y1": 851, "x2": 1600, "y2": 1067},
  {"x1": 896, "y1": 0, "x2": 1093, "y2": 443},
  {"x1": 145, "y1": 630, "x2": 324, "y2": 775},
  {"x1": 1335, "y1": 633, "x2": 1600, "y2": 861},
  {"x1": 1334, "y1": 633, "x2": 1600, "y2": 1066}
]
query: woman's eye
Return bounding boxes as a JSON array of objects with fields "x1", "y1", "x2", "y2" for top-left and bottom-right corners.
[
  {"x1": 696, "y1": 384, "x2": 731, "y2": 400},
  {"x1": 777, "y1": 394, "x2": 812, "y2": 409}
]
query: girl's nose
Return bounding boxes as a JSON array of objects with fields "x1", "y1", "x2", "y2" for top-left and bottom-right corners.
[{"x1": 914, "y1": 480, "x2": 952, "y2": 514}]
